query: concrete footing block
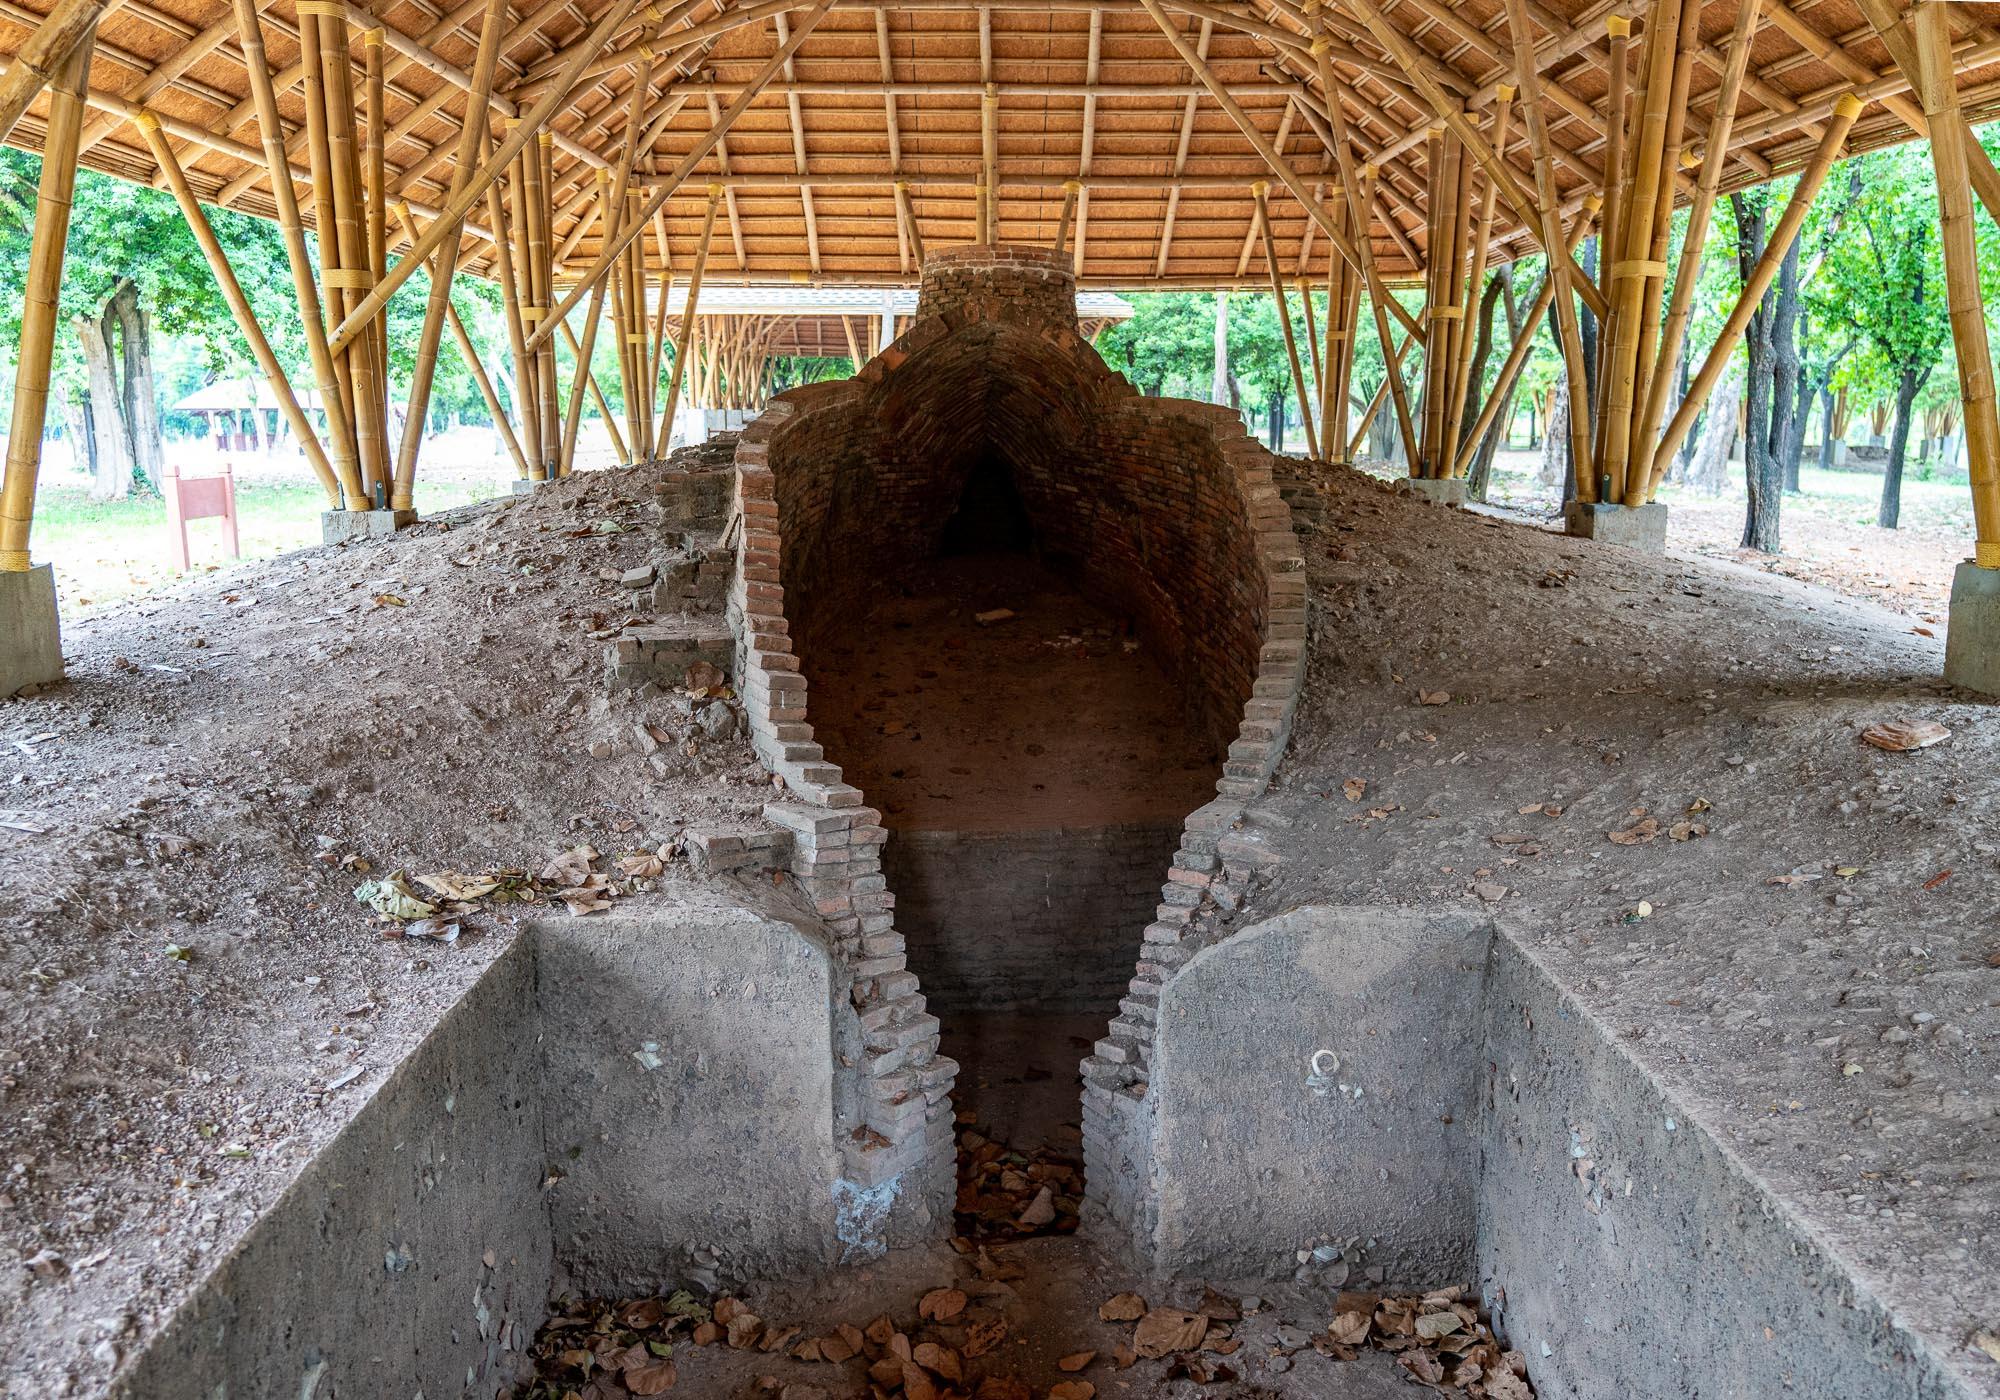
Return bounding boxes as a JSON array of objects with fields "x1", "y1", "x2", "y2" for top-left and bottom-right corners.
[
  {"x1": 0, "y1": 564, "x2": 63, "y2": 697},
  {"x1": 1944, "y1": 559, "x2": 2000, "y2": 695},
  {"x1": 1563, "y1": 501, "x2": 1668, "y2": 552},
  {"x1": 322, "y1": 508, "x2": 417, "y2": 544},
  {"x1": 1393, "y1": 476, "x2": 1468, "y2": 506}
]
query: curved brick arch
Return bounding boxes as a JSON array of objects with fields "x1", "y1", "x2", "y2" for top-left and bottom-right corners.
[{"x1": 727, "y1": 246, "x2": 1307, "y2": 1255}]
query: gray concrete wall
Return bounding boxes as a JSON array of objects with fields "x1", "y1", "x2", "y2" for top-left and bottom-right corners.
[
  {"x1": 1148, "y1": 905, "x2": 1491, "y2": 1284},
  {"x1": 1479, "y1": 928, "x2": 1972, "y2": 1400},
  {"x1": 111, "y1": 935, "x2": 553, "y2": 1400},
  {"x1": 538, "y1": 899, "x2": 845, "y2": 1297},
  {"x1": 886, "y1": 823, "x2": 1180, "y2": 1015}
]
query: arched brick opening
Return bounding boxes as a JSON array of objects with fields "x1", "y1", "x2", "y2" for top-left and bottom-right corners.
[{"x1": 730, "y1": 246, "x2": 1305, "y2": 1246}]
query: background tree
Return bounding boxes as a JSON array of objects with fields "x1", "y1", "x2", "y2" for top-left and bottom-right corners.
[{"x1": 1813, "y1": 146, "x2": 1950, "y2": 528}]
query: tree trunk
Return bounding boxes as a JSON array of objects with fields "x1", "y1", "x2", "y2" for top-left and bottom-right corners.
[
  {"x1": 1465, "y1": 268, "x2": 1522, "y2": 503},
  {"x1": 1772, "y1": 258, "x2": 1804, "y2": 494},
  {"x1": 1735, "y1": 193, "x2": 1783, "y2": 553},
  {"x1": 112, "y1": 281, "x2": 163, "y2": 489},
  {"x1": 1684, "y1": 374, "x2": 1739, "y2": 496},
  {"x1": 1541, "y1": 374, "x2": 1569, "y2": 490},
  {"x1": 1267, "y1": 395, "x2": 1282, "y2": 450},
  {"x1": 1211, "y1": 290, "x2": 1230, "y2": 407},
  {"x1": 75, "y1": 306, "x2": 135, "y2": 499},
  {"x1": 1880, "y1": 364, "x2": 1926, "y2": 529}
]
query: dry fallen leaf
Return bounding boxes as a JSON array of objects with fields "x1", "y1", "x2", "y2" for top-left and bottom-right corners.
[
  {"x1": 1133, "y1": 1308, "x2": 1209, "y2": 1359},
  {"x1": 1417, "y1": 688, "x2": 1451, "y2": 706},
  {"x1": 1058, "y1": 1351, "x2": 1096, "y2": 1372},
  {"x1": 1342, "y1": 777, "x2": 1368, "y2": 802},
  {"x1": 1860, "y1": 718, "x2": 1951, "y2": 752},
  {"x1": 1098, "y1": 1293, "x2": 1147, "y2": 1322},
  {"x1": 918, "y1": 1287, "x2": 967, "y2": 1322},
  {"x1": 623, "y1": 1357, "x2": 677, "y2": 1395},
  {"x1": 1048, "y1": 1384, "x2": 1095, "y2": 1400},
  {"x1": 1608, "y1": 817, "x2": 1660, "y2": 846}
]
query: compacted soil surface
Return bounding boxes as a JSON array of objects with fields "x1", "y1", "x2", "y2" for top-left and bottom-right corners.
[
  {"x1": 804, "y1": 554, "x2": 1218, "y2": 831},
  {"x1": 6, "y1": 442, "x2": 2000, "y2": 1397},
  {"x1": 1243, "y1": 460, "x2": 2000, "y2": 1396}
]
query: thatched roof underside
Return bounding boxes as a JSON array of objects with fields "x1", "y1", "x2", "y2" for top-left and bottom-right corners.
[{"x1": 1, "y1": 0, "x2": 1995, "y2": 289}]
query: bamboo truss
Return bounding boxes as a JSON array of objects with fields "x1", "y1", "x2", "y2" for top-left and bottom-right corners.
[{"x1": 0, "y1": 0, "x2": 1995, "y2": 554}]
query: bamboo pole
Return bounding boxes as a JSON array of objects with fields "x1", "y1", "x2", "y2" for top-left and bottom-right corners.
[
  {"x1": 1336, "y1": 0, "x2": 1609, "y2": 321},
  {"x1": 1138, "y1": 0, "x2": 1422, "y2": 337},
  {"x1": 1054, "y1": 178, "x2": 1081, "y2": 255},
  {"x1": 1346, "y1": 328, "x2": 1417, "y2": 458},
  {"x1": 1309, "y1": 31, "x2": 1420, "y2": 464},
  {"x1": 1598, "y1": 16, "x2": 1630, "y2": 303},
  {"x1": 393, "y1": 0, "x2": 508, "y2": 504},
  {"x1": 660, "y1": 189, "x2": 721, "y2": 447},
  {"x1": 364, "y1": 25, "x2": 386, "y2": 419},
  {"x1": 0, "y1": 0, "x2": 108, "y2": 146},
  {"x1": 1624, "y1": 0, "x2": 1705, "y2": 474},
  {"x1": 527, "y1": 0, "x2": 837, "y2": 355},
  {"x1": 1654, "y1": 96, "x2": 1860, "y2": 472},
  {"x1": 1441, "y1": 89, "x2": 1512, "y2": 477},
  {"x1": 1632, "y1": 0, "x2": 1762, "y2": 497},
  {"x1": 139, "y1": 113, "x2": 341, "y2": 505},
  {"x1": 1914, "y1": 0, "x2": 2000, "y2": 562},
  {"x1": 1500, "y1": 0, "x2": 1594, "y2": 498},
  {"x1": 1254, "y1": 183, "x2": 1319, "y2": 460},
  {"x1": 560, "y1": 69, "x2": 649, "y2": 477},
  {"x1": 1850, "y1": 0, "x2": 2000, "y2": 229},
  {"x1": 392, "y1": 203, "x2": 530, "y2": 480},
  {"x1": 0, "y1": 30, "x2": 91, "y2": 571},
  {"x1": 1453, "y1": 204, "x2": 1596, "y2": 476},
  {"x1": 229, "y1": 0, "x2": 362, "y2": 505},
  {"x1": 557, "y1": 321, "x2": 633, "y2": 465},
  {"x1": 326, "y1": 0, "x2": 647, "y2": 357},
  {"x1": 1297, "y1": 273, "x2": 1322, "y2": 440}
]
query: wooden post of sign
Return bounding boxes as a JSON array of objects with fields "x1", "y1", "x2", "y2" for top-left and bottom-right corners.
[{"x1": 0, "y1": 31, "x2": 94, "y2": 571}]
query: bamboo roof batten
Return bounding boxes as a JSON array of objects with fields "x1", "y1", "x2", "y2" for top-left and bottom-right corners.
[{"x1": 0, "y1": 0, "x2": 1995, "y2": 287}]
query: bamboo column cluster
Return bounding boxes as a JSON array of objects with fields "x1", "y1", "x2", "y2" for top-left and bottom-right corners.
[
  {"x1": 1317, "y1": 182, "x2": 1362, "y2": 463},
  {"x1": 0, "y1": 26, "x2": 93, "y2": 571}
]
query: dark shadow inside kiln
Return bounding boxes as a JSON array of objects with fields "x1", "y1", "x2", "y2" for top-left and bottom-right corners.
[{"x1": 778, "y1": 328, "x2": 1259, "y2": 1233}]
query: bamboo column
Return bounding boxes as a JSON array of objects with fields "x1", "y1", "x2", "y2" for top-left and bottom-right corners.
[
  {"x1": 394, "y1": 0, "x2": 508, "y2": 504},
  {"x1": 0, "y1": 0, "x2": 110, "y2": 145},
  {"x1": 0, "y1": 30, "x2": 93, "y2": 572},
  {"x1": 1254, "y1": 183, "x2": 1319, "y2": 460},
  {"x1": 140, "y1": 113, "x2": 341, "y2": 504},
  {"x1": 230, "y1": 0, "x2": 362, "y2": 506},
  {"x1": 1054, "y1": 178, "x2": 1081, "y2": 255},
  {"x1": 1915, "y1": 0, "x2": 2000, "y2": 563},
  {"x1": 1501, "y1": 0, "x2": 1594, "y2": 495},
  {"x1": 660, "y1": 189, "x2": 721, "y2": 448},
  {"x1": 556, "y1": 321, "x2": 634, "y2": 465},
  {"x1": 1631, "y1": 0, "x2": 1763, "y2": 498},
  {"x1": 1441, "y1": 89, "x2": 1512, "y2": 477},
  {"x1": 560, "y1": 71, "x2": 648, "y2": 477},
  {"x1": 1654, "y1": 97, "x2": 1861, "y2": 469}
]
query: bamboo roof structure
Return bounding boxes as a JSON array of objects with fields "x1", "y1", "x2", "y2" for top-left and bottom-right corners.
[{"x1": 1, "y1": 0, "x2": 1996, "y2": 289}]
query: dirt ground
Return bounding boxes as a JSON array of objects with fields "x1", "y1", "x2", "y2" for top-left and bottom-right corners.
[
  {"x1": 804, "y1": 555, "x2": 1218, "y2": 832},
  {"x1": 0, "y1": 454, "x2": 767, "y2": 1395},
  {"x1": 1255, "y1": 461, "x2": 2000, "y2": 1396},
  {"x1": 7, "y1": 436, "x2": 2000, "y2": 1396},
  {"x1": 521, "y1": 1234, "x2": 1437, "y2": 1400}
]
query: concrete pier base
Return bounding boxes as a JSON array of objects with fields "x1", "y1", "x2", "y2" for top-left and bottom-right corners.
[
  {"x1": 1393, "y1": 476, "x2": 1467, "y2": 506},
  {"x1": 1564, "y1": 501, "x2": 1668, "y2": 553},
  {"x1": 1944, "y1": 560, "x2": 2000, "y2": 695},
  {"x1": 321, "y1": 508, "x2": 417, "y2": 544},
  {"x1": 0, "y1": 564, "x2": 63, "y2": 698}
]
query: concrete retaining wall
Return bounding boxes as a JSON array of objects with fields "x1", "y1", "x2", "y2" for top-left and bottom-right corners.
[
  {"x1": 1479, "y1": 930, "x2": 1971, "y2": 1400},
  {"x1": 1147, "y1": 905, "x2": 1489, "y2": 1285},
  {"x1": 111, "y1": 935, "x2": 553, "y2": 1400},
  {"x1": 885, "y1": 823, "x2": 1180, "y2": 1015},
  {"x1": 540, "y1": 906, "x2": 845, "y2": 1296}
]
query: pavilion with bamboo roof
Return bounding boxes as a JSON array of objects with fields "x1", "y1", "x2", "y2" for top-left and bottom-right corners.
[{"x1": 4, "y1": 0, "x2": 2000, "y2": 696}]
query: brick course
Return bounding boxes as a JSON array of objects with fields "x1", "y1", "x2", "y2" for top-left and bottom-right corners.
[{"x1": 725, "y1": 245, "x2": 1308, "y2": 1255}]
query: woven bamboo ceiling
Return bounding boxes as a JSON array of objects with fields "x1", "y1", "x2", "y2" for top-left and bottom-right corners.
[{"x1": 2, "y1": 0, "x2": 1997, "y2": 287}]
